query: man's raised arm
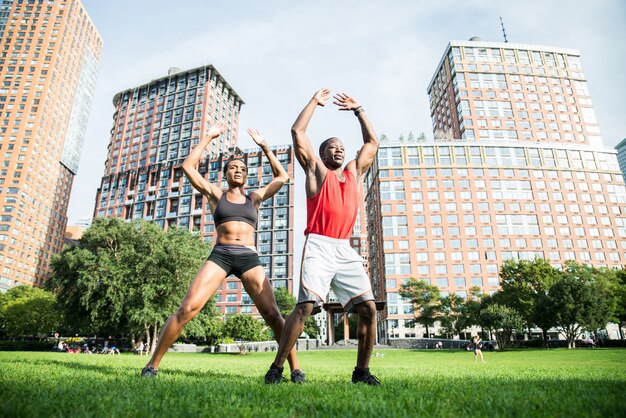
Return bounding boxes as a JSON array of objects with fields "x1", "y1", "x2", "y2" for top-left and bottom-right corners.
[
  {"x1": 333, "y1": 93, "x2": 379, "y2": 175},
  {"x1": 291, "y1": 88, "x2": 332, "y2": 170}
]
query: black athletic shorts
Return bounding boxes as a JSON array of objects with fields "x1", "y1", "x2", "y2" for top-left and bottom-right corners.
[{"x1": 207, "y1": 244, "x2": 262, "y2": 277}]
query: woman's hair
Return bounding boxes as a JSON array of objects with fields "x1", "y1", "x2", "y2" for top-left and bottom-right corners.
[{"x1": 222, "y1": 158, "x2": 245, "y2": 175}]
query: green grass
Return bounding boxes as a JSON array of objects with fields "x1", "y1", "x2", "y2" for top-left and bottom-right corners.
[{"x1": 1, "y1": 349, "x2": 625, "y2": 417}]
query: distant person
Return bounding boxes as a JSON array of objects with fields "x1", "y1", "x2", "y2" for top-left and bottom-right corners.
[
  {"x1": 264, "y1": 89, "x2": 380, "y2": 385},
  {"x1": 136, "y1": 341, "x2": 145, "y2": 356},
  {"x1": 586, "y1": 335, "x2": 596, "y2": 348},
  {"x1": 141, "y1": 123, "x2": 302, "y2": 381},
  {"x1": 473, "y1": 336, "x2": 484, "y2": 363}
]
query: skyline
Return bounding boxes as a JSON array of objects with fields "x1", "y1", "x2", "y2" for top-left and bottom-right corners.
[{"x1": 70, "y1": 0, "x2": 626, "y2": 225}]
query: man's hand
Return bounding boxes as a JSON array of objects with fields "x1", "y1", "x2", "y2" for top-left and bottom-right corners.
[
  {"x1": 247, "y1": 128, "x2": 267, "y2": 147},
  {"x1": 205, "y1": 121, "x2": 227, "y2": 139},
  {"x1": 333, "y1": 93, "x2": 361, "y2": 111},
  {"x1": 313, "y1": 88, "x2": 332, "y2": 107}
]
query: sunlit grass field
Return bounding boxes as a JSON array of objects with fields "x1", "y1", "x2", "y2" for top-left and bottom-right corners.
[{"x1": 1, "y1": 348, "x2": 624, "y2": 417}]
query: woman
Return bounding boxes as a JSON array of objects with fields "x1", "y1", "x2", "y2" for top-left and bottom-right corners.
[
  {"x1": 472, "y1": 335, "x2": 484, "y2": 363},
  {"x1": 141, "y1": 122, "x2": 304, "y2": 383}
]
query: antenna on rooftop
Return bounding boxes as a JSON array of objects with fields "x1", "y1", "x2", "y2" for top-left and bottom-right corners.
[{"x1": 500, "y1": 16, "x2": 508, "y2": 43}]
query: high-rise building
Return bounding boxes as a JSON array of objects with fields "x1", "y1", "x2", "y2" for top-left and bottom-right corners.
[
  {"x1": 366, "y1": 38, "x2": 626, "y2": 341},
  {"x1": 0, "y1": 0, "x2": 101, "y2": 291},
  {"x1": 93, "y1": 65, "x2": 296, "y2": 316},
  {"x1": 614, "y1": 138, "x2": 626, "y2": 183},
  {"x1": 429, "y1": 37, "x2": 602, "y2": 146}
]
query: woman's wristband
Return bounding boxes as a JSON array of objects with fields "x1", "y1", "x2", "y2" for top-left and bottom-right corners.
[{"x1": 353, "y1": 106, "x2": 364, "y2": 116}]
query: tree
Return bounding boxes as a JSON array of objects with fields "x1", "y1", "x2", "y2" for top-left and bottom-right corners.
[
  {"x1": 614, "y1": 270, "x2": 626, "y2": 339},
  {"x1": 274, "y1": 287, "x2": 296, "y2": 318},
  {"x1": 303, "y1": 315, "x2": 320, "y2": 339},
  {"x1": 273, "y1": 287, "x2": 318, "y2": 338},
  {"x1": 498, "y1": 258, "x2": 561, "y2": 343},
  {"x1": 180, "y1": 297, "x2": 223, "y2": 346},
  {"x1": 549, "y1": 262, "x2": 615, "y2": 348},
  {"x1": 223, "y1": 314, "x2": 267, "y2": 354},
  {"x1": 47, "y1": 218, "x2": 210, "y2": 353},
  {"x1": 479, "y1": 304, "x2": 524, "y2": 350},
  {"x1": 0, "y1": 286, "x2": 59, "y2": 339},
  {"x1": 456, "y1": 287, "x2": 485, "y2": 334},
  {"x1": 125, "y1": 224, "x2": 211, "y2": 352},
  {"x1": 400, "y1": 278, "x2": 441, "y2": 338},
  {"x1": 438, "y1": 293, "x2": 464, "y2": 338}
]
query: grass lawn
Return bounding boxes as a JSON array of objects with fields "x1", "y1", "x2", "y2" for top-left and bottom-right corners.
[{"x1": 1, "y1": 348, "x2": 625, "y2": 417}]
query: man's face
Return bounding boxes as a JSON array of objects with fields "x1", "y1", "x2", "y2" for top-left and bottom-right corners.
[{"x1": 322, "y1": 139, "x2": 345, "y2": 169}]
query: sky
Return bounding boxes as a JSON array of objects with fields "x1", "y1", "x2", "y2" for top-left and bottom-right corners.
[{"x1": 70, "y1": 0, "x2": 626, "y2": 230}]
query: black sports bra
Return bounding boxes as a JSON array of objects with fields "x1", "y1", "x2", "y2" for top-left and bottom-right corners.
[{"x1": 213, "y1": 193, "x2": 258, "y2": 228}]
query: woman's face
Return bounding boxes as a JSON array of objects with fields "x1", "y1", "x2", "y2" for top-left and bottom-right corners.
[{"x1": 225, "y1": 160, "x2": 247, "y2": 186}]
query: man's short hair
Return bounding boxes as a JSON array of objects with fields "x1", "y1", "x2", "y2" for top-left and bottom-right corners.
[{"x1": 222, "y1": 158, "x2": 245, "y2": 175}]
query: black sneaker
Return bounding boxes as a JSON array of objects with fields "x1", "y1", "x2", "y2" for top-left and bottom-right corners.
[
  {"x1": 351, "y1": 370, "x2": 380, "y2": 386},
  {"x1": 141, "y1": 365, "x2": 158, "y2": 378},
  {"x1": 264, "y1": 365, "x2": 285, "y2": 384},
  {"x1": 290, "y1": 369, "x2": 306, "y2": 384}
]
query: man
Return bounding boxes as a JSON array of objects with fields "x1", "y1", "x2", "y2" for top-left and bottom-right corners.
[{"x1": 265, "y1": 88, "x2": 380, "y2": 385}]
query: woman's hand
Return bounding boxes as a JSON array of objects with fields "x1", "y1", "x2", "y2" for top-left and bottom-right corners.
[
  {"x1": 247, "y1": 128, "x2": 267, "y2": 147},
  {"x1": 205, "y1": 121, "x2": 227, "y2": 139}
]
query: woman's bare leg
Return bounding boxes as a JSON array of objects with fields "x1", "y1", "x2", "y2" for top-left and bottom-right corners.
[
  {"x1": 145, "y1": 261, "x2": 227, "y2": 370},
  {"x1": 240, "y1": 266, "x2": 300, "y2": 372}
]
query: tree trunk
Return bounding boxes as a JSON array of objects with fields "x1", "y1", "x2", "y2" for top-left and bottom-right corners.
[
  {"x1": 151, "y1": 322, "x2": 158, "y2": 354},
  {"x1": 144, "y1": 326, "x2": 150, "y2": 354},
  {"x1": 541, "y1": 328, "x2": 549, "y2": 348}
]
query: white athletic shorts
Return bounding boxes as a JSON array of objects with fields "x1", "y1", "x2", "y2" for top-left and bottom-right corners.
[{"x1": 298, "y1": 233, "x2": 374, "y2": 314}]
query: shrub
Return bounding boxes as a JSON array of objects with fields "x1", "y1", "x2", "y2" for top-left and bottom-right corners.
[{"x1": 0, "y1": 339, "x2": 54, "y2": 351}]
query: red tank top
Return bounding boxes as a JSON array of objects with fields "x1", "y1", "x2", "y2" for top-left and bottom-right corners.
[{"x1": 305, "y1": 169, "x2": 359, "y2": 239}]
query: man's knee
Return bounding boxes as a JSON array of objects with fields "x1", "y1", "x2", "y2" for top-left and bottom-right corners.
[
  {"x1": 357, "y1": 301, "x2": 376, "y2": 322},
  {"x1": 291, "y1": 302, "x2": 314, "y2": 322}
]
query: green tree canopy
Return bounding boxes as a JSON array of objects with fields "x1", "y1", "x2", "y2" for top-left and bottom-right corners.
[
  {"x1": 438, "y1": 293, "x2": 464, "y2": 338},
  {"x1": 0, "y1": 285, "x2": 59, "y2": 339},
  {"x1": 550, "y1": 262, "x2": 616, "y2": 348},
  {"x1": 179, "y1": 297, "x2": 223, "y2": 346},
  {"x1": 400, "y1": 278, "x2": 441, "y2": 338},
  {"x1": 614, "y1": 270, "x2": 626, "y2": 339},
  {"x1": 479, "y1": 303, "x2": 524, "y2": 350},
  {"x1": 456, "y1": 287, "x2": 485, "y2": 333},
  {"x1": 498, "y1": 258, "x2": 561, "y2": 342},
  {"x1": 274, "y1": 287, "x2": 296, "y2": 318},
  {"x1": 47, "y1": 218, "x2": 211, "y2": 350},
  {"x1": 223, "y1": 313, "x2": 268, "y2": 354}
]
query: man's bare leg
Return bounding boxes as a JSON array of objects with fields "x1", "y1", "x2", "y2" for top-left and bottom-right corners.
[
  {"x1": 352, "y1": 300, "x2": 380, "y2": 385},
  {"x1": 265, "y1": 302, "x2": 314, "y2": 383}
]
